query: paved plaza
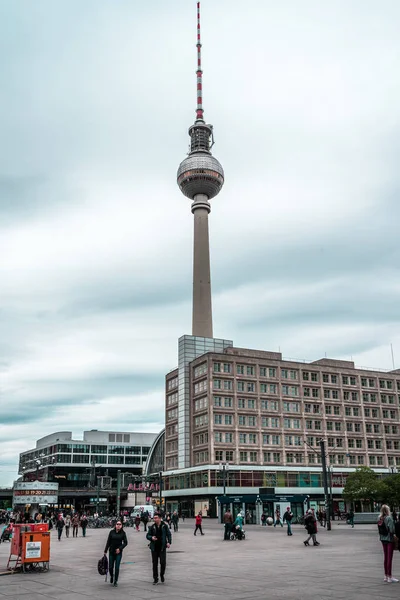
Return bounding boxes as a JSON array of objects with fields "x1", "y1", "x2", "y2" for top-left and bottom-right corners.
[{"x1": 0, "y1": 520, "x2": 399, "y2": 599}]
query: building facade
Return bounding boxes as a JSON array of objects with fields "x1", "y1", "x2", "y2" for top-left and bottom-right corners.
[
  {"x1": 18, "y1": 430, "x2": 157, "y2": 511},
  {"x1": 163, "y1": 344, "x2": 400, "y2": 518}
]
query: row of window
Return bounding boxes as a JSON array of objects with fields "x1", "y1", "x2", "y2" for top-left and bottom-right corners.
[
  {"x1": 23, "y1": 444, "x2": 150, "y2": 462},
  {"x1": 213, "y1": 451, "x2": 400, "y2": 467},
  {"x1": 55, "y1": 454, "x2": 143, "y2": 464},
  {"x1": 211, "y1": 413, "x2": 398, "y2": 430},
  {"x1": 211, "y1": 364, "x2": 399, "y2": 390},
  {"x1": 208, "y1": 380, "x2": 400, "y2": 401},
  {"x1": 194, "y1": 396, "x2": 399, "y2": 416},
  {"x1": 212, "y1": 432, "x2": 400, "y2": 449}
]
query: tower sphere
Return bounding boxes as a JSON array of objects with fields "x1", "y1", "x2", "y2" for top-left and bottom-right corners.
[{"x1": 177, "y1": 152, "x2": 224, "y2": 200}]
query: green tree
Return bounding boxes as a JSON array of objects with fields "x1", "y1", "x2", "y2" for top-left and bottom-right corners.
[
  {"x1": 377, "y1": 473, "x2": 400, "y2": 508},
  {"x1": 343, "y1": 466, "x2": 380, "y2": 506}
]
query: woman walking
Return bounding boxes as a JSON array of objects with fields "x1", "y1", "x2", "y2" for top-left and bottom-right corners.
[
  {"x1": 304, "y1": 509, "x2": 319, "y2": 546},
  {"x1": 104, "y1": 519, "x2": 128, "y2": 587},
  {"x1": 65, "y1": 514, "x2": 71, "y2": 538},
  {"x1": 134, "y1": 513, "x2": 141, "y2": 532},
  {"x1": 378, "y1": 504, "x2": 398, "y2": 583}
]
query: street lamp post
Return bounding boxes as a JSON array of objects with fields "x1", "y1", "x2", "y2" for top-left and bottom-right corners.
[
  {"x1": 303, "y1": 438, "x2": 331, "y2": 531},
  {"x1": 219, "y1": 462, "x2": 229, "y2": 497},
  {"x1": 319, "y1": 439, "x2": 331, "y2": 531},
  {"x1": 159, "y1": 471, "x2": 163, "y2": 512}
]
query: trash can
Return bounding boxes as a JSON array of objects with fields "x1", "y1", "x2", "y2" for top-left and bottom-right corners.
[{"x1": 21, "y1": 531, "x2": 50, "y2": 572}]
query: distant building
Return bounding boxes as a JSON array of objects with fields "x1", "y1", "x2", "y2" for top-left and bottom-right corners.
[{"x1": 19, "y1": 430, "x2": 157, "y2": 511}]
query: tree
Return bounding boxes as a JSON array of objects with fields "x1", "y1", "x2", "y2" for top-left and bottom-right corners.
[
  {"x1": 343, "y1": 467, "x2": 380, "y2": 506},
  {"x1": 377, "y1": 473, "x2": 400, "y2": 508}
]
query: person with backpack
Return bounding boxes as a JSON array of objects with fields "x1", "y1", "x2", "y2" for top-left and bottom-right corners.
[
  {"x1": 141, "y1": 510, "x2": 149, "y2": 532},
  {"x1": 378, "y1": 504, "x2": 398, "y2": 583},
  {"x1": 104, "y1": 519, "x2": 128, "y2": 587},
  {"x1": 146, "y1": 512, "x2": 171, "y2": 585},
  {"x1": 56, "y1": 514, "x2": 65, "y2": 541},
  {"x1": 283, "y1": 506, "x2": 293, "y2": 536}
]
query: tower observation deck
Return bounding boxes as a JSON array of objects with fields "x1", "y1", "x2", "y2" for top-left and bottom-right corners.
[{"x1": 177, "y1": 1, "x2": 224, "y2": 339}]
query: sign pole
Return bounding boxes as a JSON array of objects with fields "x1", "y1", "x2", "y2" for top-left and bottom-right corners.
[{"x1": 116, "y1": 470, "x2": 121, "y2": 518}]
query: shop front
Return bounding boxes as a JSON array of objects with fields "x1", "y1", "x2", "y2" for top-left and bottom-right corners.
[{"x1": 217, "y1": 493, "x2": 309, "y2": 524}]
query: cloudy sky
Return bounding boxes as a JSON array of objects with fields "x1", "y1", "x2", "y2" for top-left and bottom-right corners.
[{"x1": 1, "y1": 0, "x2": 400, "y2": 486}]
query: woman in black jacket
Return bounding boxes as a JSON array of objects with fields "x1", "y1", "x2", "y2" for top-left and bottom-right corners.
[
  {"x1": 104, "y1": 520, "x2": 128, "y2": 587},
  {"x1": 304, "y1": 509, "x2": 319, "y2": 547}
]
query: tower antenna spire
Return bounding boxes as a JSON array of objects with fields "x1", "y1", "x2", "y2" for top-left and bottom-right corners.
[{"x1": 196, "y1": 2, "x2": 204, "y2": 121}]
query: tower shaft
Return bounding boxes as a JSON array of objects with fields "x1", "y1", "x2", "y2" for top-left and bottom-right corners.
[{"x1": 192, "y1": 194, "x2": 213, "y2": 337}]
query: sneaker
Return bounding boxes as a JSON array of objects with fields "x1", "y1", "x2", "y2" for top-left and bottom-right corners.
[
  {"x1": 388, "y1": 577, "x2": 399, "y2": 583},
  {"x1": 161, "y1": 576, "x2": 165, "y2": 583},
  {"x1": 384, "y1": 577, "x2": 388, "y2": 582},
  {"x1": 113, "y1": 582, "x2": 118, "y2": 587},
  {"x1": 153, "y1": 580, "x2": 158, "y2": 585}
]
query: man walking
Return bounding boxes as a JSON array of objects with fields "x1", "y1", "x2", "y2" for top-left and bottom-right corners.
[
  {"x1": 283, "y1": 506, "x2": 293, "y2": 536},
  {"x1": 72, "y1": 514, "x2": 79, "y2": 537},
  {"x1": 194, "y1": 512, "x2": 204, "y2": 536},
  {"x1": 146, "y1": 513, "x2": 171, "y2": 585},
  {"x1": 171, "y1": 511, "x2": 179, "y2": 532},
  {"x1": 80, "y1": 514, "x2": 88, "y2": 538},
  {"x1": 274, "y1": 508, "x2": 283, "y2": 527},
  {"x1": 348, "y1": 508, "x2": 355, "y2": 528},
  {"x1": 223, "y1": 508, "x2": 233, "y2": 540},
  {"x1": 56, "y1": 514, "x2": 65, "y2": 541}
]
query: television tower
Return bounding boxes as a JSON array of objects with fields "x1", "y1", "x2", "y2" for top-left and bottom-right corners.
[{"x1": 177, "y1": 1, "x2": 224, "y2": 339}]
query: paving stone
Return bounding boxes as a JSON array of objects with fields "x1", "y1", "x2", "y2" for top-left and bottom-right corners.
[{"x1": 0, "y1": 521, "x2": 399, "y2": 599}]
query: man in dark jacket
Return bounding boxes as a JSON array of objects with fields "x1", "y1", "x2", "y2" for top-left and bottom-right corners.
[
  {"x1": 223, "y1": 509, "x2": 233, "y2": 540},
  {"x1": 104, "y1": 520, "x2": 128, "y2": 587},
  {"x1": 146, "y1": 513, "x2": 171, "y2": 585},
  {"x1": 283, "y1": 507, "x2": 293, "y2": 536}
]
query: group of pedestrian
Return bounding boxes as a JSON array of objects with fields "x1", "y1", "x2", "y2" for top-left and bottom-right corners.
[
  {"x1": 56, "y1": 513, "x2": 88, "y2": 541},
  {"x1": 164, "y1": 511, "x2": 180, "y2": 532},
  {"x1": 222, "y1": 509, "x2": 245, "y2": 540},
  {"x1": 103, "y1": 512, "x2": 171, "y2": 587}
]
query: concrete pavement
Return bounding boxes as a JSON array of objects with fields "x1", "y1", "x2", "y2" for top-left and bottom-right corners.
[{"x1": 0, "y1": 520, "x2": 399, "y2": 599}]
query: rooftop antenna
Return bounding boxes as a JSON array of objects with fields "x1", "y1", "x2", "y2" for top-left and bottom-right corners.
[{"x1": 196, "y1": 1, "x2": 204, "y2": 121}]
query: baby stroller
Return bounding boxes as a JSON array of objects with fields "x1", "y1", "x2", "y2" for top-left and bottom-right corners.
[
  {"x1": 230, "y1": 525, "x2": 245, "y2": 540},
  {"x1": 0, "y1": 526, "x2": 12, "y2": 543}
]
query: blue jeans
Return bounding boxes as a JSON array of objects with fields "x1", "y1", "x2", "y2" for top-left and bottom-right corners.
[
  {"x1": 287, "y1": 521, "x2": 292, "y2": 535},
  {"x1": 109, "y1": 552, "x2": 122, "y2": 582}
]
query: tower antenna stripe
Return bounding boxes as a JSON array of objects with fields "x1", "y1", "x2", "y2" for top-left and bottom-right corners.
[{"x1": 196, "y1": 2, "x2": 203, "y2": 120}]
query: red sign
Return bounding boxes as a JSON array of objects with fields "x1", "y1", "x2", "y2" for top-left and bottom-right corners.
[{"x1": 127, "y1": 483, "x2": 159, "y2": 492}]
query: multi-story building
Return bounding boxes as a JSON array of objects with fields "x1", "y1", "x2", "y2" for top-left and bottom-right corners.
[
  {"x1": 161, "y1": 344, "x2": 400, "y2": 519},
  {"x1": 148, "y1": 4, "x2": 400, "y2": 521},
  {"x1": 19, "y1": 430, "x2": 157, "y2": 511}
]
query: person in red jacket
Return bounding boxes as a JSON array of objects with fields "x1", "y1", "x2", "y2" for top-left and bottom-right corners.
[{"x1": 194, "y1": 512, "x2": 204, "y2": 536}]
